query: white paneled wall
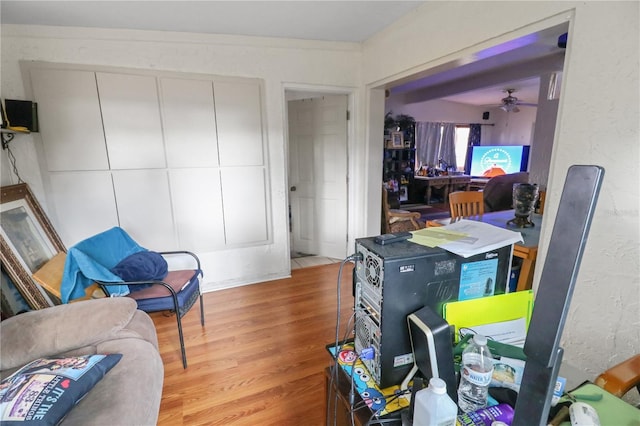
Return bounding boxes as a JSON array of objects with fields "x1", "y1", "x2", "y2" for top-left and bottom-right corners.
[
  {"x1": 97, "y1": 73, "x2": 166, "y2": 169},
  {"x1": 220, "y1": 167, "x2": 268, "y2": 244},
  {"x1": 29, "y1": 65, "x2": 269, "y2": 253},
  {"x1": 111, "y1": 169, "x2": 175, "y2": 248},
  {"x1": 215, "y1": 80, "x2": 265, "y2": 167},
  {"x1": 30, "y1": 69, "x2": 109, "y2": 171},
  {"x1": 159, "y1": 78, "x2": 219, "y2": 168},
  {"x1": 47, "y1": 171, "x2": 118, "y2": 243},
  {"x1": 169, "y1": 168, "x2": 225, "y2": 251}
]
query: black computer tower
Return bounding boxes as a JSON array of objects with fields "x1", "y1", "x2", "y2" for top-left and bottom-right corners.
[{"x1": 353, "y1": 237, "x2": 512, "y2": 388}]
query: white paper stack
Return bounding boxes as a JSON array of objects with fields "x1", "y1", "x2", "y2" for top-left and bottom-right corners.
[{"x1": 437, "y1": 219, "x2": 523, "y2": 258}]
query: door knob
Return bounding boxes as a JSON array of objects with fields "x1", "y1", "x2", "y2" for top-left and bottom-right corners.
[{"x1": 290, "y1": 186, "x2": 297, "y2": 191}]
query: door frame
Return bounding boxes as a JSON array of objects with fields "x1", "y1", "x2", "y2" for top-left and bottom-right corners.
[
  {"x1": 283, "y1": 84, "x2": 356, "y2": 265},
  {"x1": 364, "y1": 15, "x2": 571, "y2": 283}
]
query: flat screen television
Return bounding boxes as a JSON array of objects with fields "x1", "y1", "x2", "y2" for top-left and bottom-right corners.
[{"x1": 467, "y1": 145, "x2": 530, "y2": 177}]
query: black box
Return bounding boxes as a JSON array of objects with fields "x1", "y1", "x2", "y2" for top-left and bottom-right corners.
[{"x1": 4, "y1": 99, "x2": 38, "y2": 132}]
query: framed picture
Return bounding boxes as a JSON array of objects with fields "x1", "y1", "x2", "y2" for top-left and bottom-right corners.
[
  {"x1": 390, "y1": 131, "x2": 404, "y2": 148},
  {"x1": 399, "y1": 185, "x2": 408, "y2": 202},
  {"x1": 1, "y1": 183, "x2": 65, "y2": 309}
]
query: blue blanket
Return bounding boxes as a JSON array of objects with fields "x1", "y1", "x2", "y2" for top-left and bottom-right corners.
[{"x1": 61, "y1": 227, "x2": 146, "y2": 303}]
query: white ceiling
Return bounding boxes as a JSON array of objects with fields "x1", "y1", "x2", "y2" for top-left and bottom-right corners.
[
  {"x1": 0, "y1": 1, "x2": 426, "y2": 43},
  {"x1": 440, "y1": 78, "x2": 541, "y2": 108},
  {"x1": 1, "y1": 1, "x2": 566, "y2": 107},
  {"x1": 388, "y1": 23, "x2": 568, "y2": 107}
]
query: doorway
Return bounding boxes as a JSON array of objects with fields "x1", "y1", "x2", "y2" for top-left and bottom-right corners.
[
  {"x1": 378, "y1": 22, "x2": 567, "y2": 226},
  {"x1": 286, "y1": 92, "x2": 349, "y2": 268}
]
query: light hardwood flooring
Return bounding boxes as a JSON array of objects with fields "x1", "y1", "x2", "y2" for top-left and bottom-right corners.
[
  {"x1": 149, "y1": 262, "x2": 354, "y2": 425},
  {"x1": 290, "y1": 255, "x2": 341, "y2": 270}
]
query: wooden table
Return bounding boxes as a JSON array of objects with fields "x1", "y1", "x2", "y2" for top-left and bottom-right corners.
[
  {"x1": 449, "y1": 175, "x2": 471, "y2": 193},
  {"x1": 469, "y1": 177, "x2": 489, "y2": 191},
  {"x1": 430, "y1": 210, "x2": 541, "y2": 291},
  {"x1": 414, "y1": 175, "x2": 471, "y2": 205}
]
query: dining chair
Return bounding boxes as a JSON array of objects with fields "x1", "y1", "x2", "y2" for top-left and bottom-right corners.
[
  {"x1": 594, "y1": 354, "x2": 640, "y2": 401},
  {"x1": 449, "y1": 191, "x2": 484, "y2": 221}
]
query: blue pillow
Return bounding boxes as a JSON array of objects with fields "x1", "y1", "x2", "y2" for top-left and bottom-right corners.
[
  {"x1": 110, "y1": 251, "x2": 168, "y2": 291},
  {"x1": 0, "y1": 354, "x2": 122, "y2": 425}
]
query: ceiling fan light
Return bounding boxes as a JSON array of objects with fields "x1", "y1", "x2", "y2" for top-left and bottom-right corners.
[{"x1": 500, "y1": 103, "x2": 519, "y2": 113}]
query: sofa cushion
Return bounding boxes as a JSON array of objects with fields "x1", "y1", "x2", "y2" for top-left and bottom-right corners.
[{"x1": 0, "y1": 354, "x2": 121, "y2": 425}]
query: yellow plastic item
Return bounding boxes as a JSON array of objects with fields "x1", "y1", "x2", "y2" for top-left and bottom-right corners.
[{"x1": 443, "y1": 290, "x2": 534, "y2": 342}]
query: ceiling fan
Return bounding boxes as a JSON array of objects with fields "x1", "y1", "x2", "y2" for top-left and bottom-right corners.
[{"x1": 499, "y1": 88, "x2": 537, "y2": 113}]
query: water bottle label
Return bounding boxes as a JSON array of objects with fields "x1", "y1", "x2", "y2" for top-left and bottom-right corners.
[{"x1": 461, "y1": 353, "x2": 493, "y2": 386}]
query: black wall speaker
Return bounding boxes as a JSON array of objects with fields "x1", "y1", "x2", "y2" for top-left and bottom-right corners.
[
  {"x1": 4, "y1": 99, "x2": 38, "y2": 132},
  {"x1": 482, "y1": 111, "x2": 490, "y2": 120}
]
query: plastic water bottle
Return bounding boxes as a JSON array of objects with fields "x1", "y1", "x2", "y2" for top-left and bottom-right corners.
[
  {"x1": 413, "y1": 377, "x2": 457, "y2": 426},
  {"x1": 457, "y1": 334, "x2": 494, "y2": 413}
]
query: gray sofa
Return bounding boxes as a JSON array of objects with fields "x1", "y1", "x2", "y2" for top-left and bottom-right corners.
[{"x1": 1, "y1": 297, "x2": 164, "y2": 425}]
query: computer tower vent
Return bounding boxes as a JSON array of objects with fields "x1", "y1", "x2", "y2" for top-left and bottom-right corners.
[
  {"x1": 364, "y1": 254, "x2": 381, "y2": 287},
  {"x1": 355, "y1": 317, "x2": 369, "y2": 346}
]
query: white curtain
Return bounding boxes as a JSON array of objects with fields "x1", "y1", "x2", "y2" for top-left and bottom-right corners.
[
  {"x1": 415, "y1": 122, "x2": 458, "y2": 169},
  {"x1": 415, "y1": 122, "x2": 441, "y2": 168},
  {"x1": 440, "y1": 123, "x2": 457, "y2": 170}
]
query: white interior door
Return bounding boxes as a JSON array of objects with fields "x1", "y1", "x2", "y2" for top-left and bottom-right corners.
[{"x1": 288, "y1": 95, "x2": 348, "y2": 259}]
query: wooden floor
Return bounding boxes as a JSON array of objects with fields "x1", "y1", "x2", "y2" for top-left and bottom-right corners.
[{"x1": 149, "y1": 262, "x2": 354, "y2": 426}]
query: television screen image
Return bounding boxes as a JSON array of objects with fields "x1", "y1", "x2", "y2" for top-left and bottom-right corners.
[{"x1": 468, "y1": 145, "x2": 530, "y2": 177}]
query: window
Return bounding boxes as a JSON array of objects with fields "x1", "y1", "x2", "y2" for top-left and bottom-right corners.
[
  {"x1": 415, "y1": 123, "x2": 473, "y2": 172},
  {"x1": 454, "y1": 125, "x2": 470, "y2": 172}
]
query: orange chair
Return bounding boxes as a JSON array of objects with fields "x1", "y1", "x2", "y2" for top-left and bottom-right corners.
[
  {"x1": 449, "y1": 191, "x2": 484, "y2": 221},
  {"x1": 537, "y1": 190, "x2": 546, "y2": 215},
  {"x1": 594, "y1": 354, "x2": 640, "y2": 399}
]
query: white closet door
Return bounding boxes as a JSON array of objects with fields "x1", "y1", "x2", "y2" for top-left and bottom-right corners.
[
  {"x1": 97, "y1": 73, "x2": 166, "y2": 169},
  {"x1": 30, "y1": 69, "x2": 109, "y2": 171},
  {"x1": 47, "y1": 171, "x2": 118, "y2": 246},
  {"x1": 112, "y1": 170, "x2": 176, "y2": 250},
  {"x1": 215, "y1": 80, "x2": 264, "y2": 167},
  {"x1": 221, "y1": 167, "x2": 268, "y2": 244},
  {"x1": 169, "y1": 169, "x2": 225, "y2": 251},
  {"x1": 160, "y1": 78, "x2": 218, "y2": 168}
]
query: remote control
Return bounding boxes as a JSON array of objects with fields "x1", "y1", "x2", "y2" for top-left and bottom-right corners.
[{"x1": 374, "y1": 232, "x2": 413, "y2": 245}]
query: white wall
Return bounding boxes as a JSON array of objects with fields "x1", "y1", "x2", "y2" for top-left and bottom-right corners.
[
  {"x1": 486, "y1": 107, "x2": 537, "y2": 146},
  {"x1": 363, "y1": 2, "x2": 639, "y2": 381},
  {"x1": 0, "y1": 25, "x2": 362, "y2": 291},
  {"x1": 386, "y1": 95, "x2": 487, "y2": 124}
]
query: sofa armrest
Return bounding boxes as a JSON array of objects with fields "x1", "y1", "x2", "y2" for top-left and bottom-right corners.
[{"x1": 1, "y1": 297, "x2": 141, "y2": 370}]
